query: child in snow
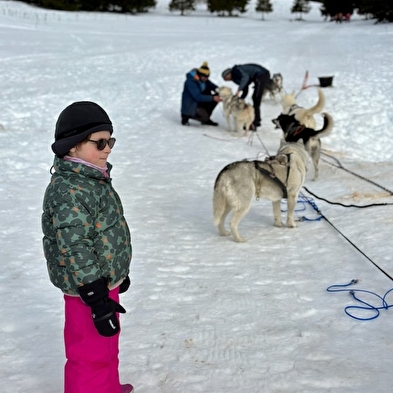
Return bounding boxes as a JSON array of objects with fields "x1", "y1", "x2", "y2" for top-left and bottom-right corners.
[{"x1": 42, "y1": 101, "x2": 133, "y2": 393}]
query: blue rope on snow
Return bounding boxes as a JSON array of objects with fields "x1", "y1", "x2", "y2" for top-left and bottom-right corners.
[
  {"x1": 298, "y1": 194, "x2": 324, "y2": 221},
  {"x1": 280, "y1": 194, "x2": 323, "y2": 221},
  {"x1": 327, "y1": 280, "x2": 393, "y2": 321}
]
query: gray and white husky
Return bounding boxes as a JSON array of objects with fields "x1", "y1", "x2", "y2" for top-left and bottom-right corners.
[
  {"x1": 213, "y1": 141, "x2": 309, "y2": 242},
  {"x1": 216, "y1": 86, "x2": 255, "y2": 134},
  {"x1": 263, "y1": 73, "x2": 284, "y2": 104}
]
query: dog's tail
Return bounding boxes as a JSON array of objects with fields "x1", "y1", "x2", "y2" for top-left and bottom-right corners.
[
  {"x1": 305, "y1": 88, "x2": 325, "y2": 116},
  {"x1": 315, "y1": 112, "x2": 334, "y2": 138},
  {"x1": 213, "y1": 176, "x2": 226, "y2": 227}
]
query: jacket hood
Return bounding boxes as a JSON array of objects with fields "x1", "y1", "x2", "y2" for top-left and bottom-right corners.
[{"x1": 186, "y1": 69, "x2": 198, "y2": 80}]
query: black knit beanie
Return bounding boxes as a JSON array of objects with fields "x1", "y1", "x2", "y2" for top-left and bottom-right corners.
[{"x1": 51, "y1": 101, "x2": 113, "y2": 157}]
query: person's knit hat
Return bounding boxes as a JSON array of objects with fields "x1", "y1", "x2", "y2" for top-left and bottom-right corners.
[
  {"x1": 222, "y1": 68, "x2": 232, "y2": 79},
  {"x1": 51, "y1": 101, "x2": 113, "y2": 157},
  {"x1": 197, "y1": 61, "x2": 210, "y2": 77}
]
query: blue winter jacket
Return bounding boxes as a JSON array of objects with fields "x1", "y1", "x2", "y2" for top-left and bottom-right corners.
[
  {"x1": 181, "y1": 69, "x2": 218, "y2": 117},
  {"x1": 230, "y1": 64, "x2": 269, "y2": 99}
]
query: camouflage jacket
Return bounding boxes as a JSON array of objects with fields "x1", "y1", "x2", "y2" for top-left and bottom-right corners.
[{"x1": 42, "y1": 156, "x2": 132, "y2": 295}]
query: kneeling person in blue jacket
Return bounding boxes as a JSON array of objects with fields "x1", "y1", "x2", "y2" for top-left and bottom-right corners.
[{"x1": 181, "y1": 61, "x2": 222, "y2": 126}]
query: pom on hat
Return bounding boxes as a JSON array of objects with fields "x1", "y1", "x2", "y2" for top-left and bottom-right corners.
[
  {"x1": 51, "y1": 101, "x2": 113, "y2": 157},
  {"x1": 197, "y1": 61, "x2": 210, "y2": 77},
  {"x1": 222, "y1": 68, "x2": 232, "y2": 79}
]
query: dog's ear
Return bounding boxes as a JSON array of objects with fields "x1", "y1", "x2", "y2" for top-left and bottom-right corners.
[{"x1": 272, "y1": 118, "x2": 280, "y2": 129}]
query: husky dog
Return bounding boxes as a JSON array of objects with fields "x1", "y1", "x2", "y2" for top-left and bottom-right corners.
[
  {"x1": 263, "y1": 73, "x2": 283, "y2": 104},
  {"x1": 228, "y1": 95, "x2": 255, "y2": 134},
  {"x1": 213, "y1": 141, "x2": 309, "y2": 242},
  {"x1": 280, "y1": 88, "x2": 325, "y2": 128},
  {"x1": 216, "y1": 86, "x2": 255, "y2": 134},
  {"x1": 216, "y1": 86, "x2": 235, "y2": 131},
  {"x1": 274, "y1": 112, "x2": 333, "y2": 181}
]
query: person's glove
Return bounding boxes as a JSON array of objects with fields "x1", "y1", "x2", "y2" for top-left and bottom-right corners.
[
  {"x1": 119, "y1": 275, "x2": 131, "y2": 294},
  {"x1": 78, "y1": 278, "x2": 126, "y2": 337}
]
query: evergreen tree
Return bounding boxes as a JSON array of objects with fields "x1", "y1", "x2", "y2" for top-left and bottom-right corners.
[
  {"x1": 18, "y1": 0, "x2": 157, "y2": 13},
  {"x1": 354, "y1": 0, "x2": 393, "y2": 22},
  {"x1": 25, "y1": 0, "x2": 80, "y2": 11},
  {"x1": 291, "y1": 0, "x2": 311, "y2": 20},
  {"x1": 321, "y1": 0, "x2": 393, "y2": 22},
  {"x1": 255, "y1": 0, "x2": 273, "y2": 20},
  {"x1": 207, "y1": 0, "x2": 249, "y2": 16},
  {"x1": 169, "y1": 0, "x2": 195, "y2": 15},
  {"x1": 128, "y1": 0, "x2": 157, "y2": 13},
  {"x1": 320, "y1": 0, "x2": 353, "y2": 18}
]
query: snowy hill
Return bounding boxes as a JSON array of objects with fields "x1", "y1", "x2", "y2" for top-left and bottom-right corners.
[{"x1": 1, "y1": 1, "x2": 393, "y2": 392}]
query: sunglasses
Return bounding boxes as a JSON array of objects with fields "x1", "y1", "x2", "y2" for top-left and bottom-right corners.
[{"x1": 87, "y1": 137, "x2": 116, "y2": 150}]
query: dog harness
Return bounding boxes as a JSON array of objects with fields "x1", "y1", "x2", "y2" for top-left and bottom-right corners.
[
  {"x1": 253, "y1": 155, "x2": 291, "y2": 199},
  {"x1": 286, "y1": 122, "x2": 306, "y2": 142},
  {"x1": 288, "y1": 104, "x2": 300, "y2": 114}
]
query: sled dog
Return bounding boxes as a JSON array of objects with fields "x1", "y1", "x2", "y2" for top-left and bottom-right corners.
[
  {"x1": 213, "y1": 141, "x2": 309, "y2": 242},
  {"x1": 216, "y1": 86, "x2": 255, "y2": 134},
  {"x1": 273, "y1": 112, "x2": 334, "y2": 181},
  {"x1": 280, "y1": 88, "x2": 325, "y2": 128},
  {"x1": 263, "y1": 73, "x2": 284, "y2": 104},
  {"x1": 228, "y1": 95, "x2": 255, "y2": 134},
  {"x1": 216, "y1": 86, "x2": 235, "y2": 132}
]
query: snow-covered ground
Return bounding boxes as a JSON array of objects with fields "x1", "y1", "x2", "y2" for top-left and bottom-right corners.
[{"x1": 1, "y1": 1, "x2": 393, "y2": 392}]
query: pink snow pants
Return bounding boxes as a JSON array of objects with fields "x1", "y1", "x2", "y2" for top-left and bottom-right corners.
[{"x1": 64, "y1": 287, "x2": 121, "y2": 393}]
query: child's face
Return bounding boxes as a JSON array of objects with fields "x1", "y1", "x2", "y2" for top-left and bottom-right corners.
[{"x1": 69, "y1": 130, "x2": 112, "y2": 166}]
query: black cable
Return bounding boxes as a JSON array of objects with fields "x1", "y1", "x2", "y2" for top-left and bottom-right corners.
[
  {"x1": 302, "y1": 189, "x2": 393, "y2": 282},
  {"x1": 303, "y1": 186, "x2": 393, "y2": 208},
  {"x1": 321, "y1": 151, "x2": 393, "y2": 195}
]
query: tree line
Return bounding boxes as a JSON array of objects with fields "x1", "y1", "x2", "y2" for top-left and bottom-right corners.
[
  {"x1": 18, "y1": 0, "x2": 393, "y2": 22},
  {"x1": 321, "y1": 0, "x2": 393, "y2": 22},
  {"x1": 18, "y1": 0, "x2": 157, "y2": 13}
]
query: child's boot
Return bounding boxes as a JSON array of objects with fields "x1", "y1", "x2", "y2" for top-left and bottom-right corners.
[{"x1": 121, "y1": 383, "x2": 134, "y2": 393}]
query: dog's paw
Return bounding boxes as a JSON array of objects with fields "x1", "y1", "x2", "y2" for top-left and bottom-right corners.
[
  {"x1": 287, "y1": 220, "x2": 297, "y2": 228},
  {"x1": 274, "y1": 220, "x2": 283, "y2": 227},
  {"x1": 234, "y1": 236, "x2": 247, "y2": 243},
  {"x1": 219, "y1": 230, "x2": 231, "y2": 237}
]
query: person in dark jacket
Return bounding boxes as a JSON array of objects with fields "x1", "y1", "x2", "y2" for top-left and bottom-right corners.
[
  {"x1": 181, "y1": 61, "x2": 221, "y2": 126},
  {"x1": 42, "y1": 101, "x2": 134, "y2": 393},
  {"x1": 222, "y1": 64, "x2": 271, "y2": 129}
]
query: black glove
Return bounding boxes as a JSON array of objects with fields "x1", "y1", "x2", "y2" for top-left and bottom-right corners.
[
  {"x1": 78, "y1": 278, "x2": 126, "y2": 337},
  {"x1": 119, "y1": 275, "x2": 131, "y2": 294}
]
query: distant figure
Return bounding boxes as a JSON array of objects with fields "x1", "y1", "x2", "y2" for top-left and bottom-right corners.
[
  {"x1": 344, "y1": 13, "x2": 351, "y2": 22},
  {"x1": 335, "y1": 12, "x2": 343, "y2": 23},
  {"x1": 222, "y1": 63, "x2": 270, "y2": 129},
  {"x1": 181, "y1": 61, "x2": 221, "y2": 126}
]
